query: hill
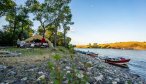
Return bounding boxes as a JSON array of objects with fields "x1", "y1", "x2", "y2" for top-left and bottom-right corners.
[{"x1": 76, "y1": 41, "x2": 146, "y2": 50}]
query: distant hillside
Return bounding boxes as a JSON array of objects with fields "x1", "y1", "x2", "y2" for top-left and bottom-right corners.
[{"x1": 76, "y1": 41, "x2": 146, "y2": 50}]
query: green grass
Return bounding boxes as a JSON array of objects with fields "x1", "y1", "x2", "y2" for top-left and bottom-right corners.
[{"x1": 2, "y1": 47, "x2": 51, "y2": 56}]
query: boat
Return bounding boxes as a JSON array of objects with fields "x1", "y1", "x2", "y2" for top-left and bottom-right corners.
[
  {"x1": 105, "y1": 57, "x2": 130, "y2": 67},
  {"x1": 86, "y1": 52, "x2": 98, "y2": 57},
  {"x1": 75, "y1": 50, "x2": 98, "y2": 57}
]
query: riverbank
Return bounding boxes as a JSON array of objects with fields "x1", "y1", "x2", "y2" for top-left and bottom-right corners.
[
  {"x1": 0, "y1": 47, "x2": 145, "y2": 84},
  {"x1": 76, "y1": 41, "x2": 146, "y2": 50}
]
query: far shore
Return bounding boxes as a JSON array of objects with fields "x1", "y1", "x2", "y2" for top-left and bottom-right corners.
[
  {"x1": 76, "y1": 41, "x2": 146, "y2": 50},
  {"x1": 75, "y1": 47, "x2": 146, "y2": 51}
]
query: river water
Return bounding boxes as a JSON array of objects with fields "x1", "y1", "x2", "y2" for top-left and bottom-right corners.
[{"x1": 76, "y1": 48, "x2": 146, "y2": 80}]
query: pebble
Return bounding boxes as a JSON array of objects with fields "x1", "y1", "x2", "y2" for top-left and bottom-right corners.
[
  {"x1": 0, "y1": 65, "x2": 7, "y2": 70},
  {"x1": 7, "y1": 66, "x2": 13, "y2": 69},
  {"x1": 38, "y1": 71, "x2": 45, "y2": 75},
  {"x1": 112, "y1": 81, "x2": 117, "y2": 84},
  {"x1": 65, "y1": 66, "x2": 71, "y2": 70},
  {"x1": 76, "y1": 72, "x2": 84, "y2": 78},
  {"x1": 8, "y1": 71, "x2": 16, "y2": 76},
  {"x1": 37, "y1": 75, "x2": 45, "y2": 81},
  {"x1": 21, "y1": 77, "x2": 27, "y2": 81},
  {"x1": 94, "y1": 74, "x2": 104, "y2": 81}
]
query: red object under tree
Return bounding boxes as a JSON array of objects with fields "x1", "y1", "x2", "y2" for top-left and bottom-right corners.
[{"x1": 41, "y1": 38, "x2": 46, "y2": 43}]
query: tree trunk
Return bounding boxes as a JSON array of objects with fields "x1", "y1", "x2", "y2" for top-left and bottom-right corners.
[
  {"x1": 54, "y1": 28, "x2": 57, "y2": 47},
  {"x1": 11, "y1": 7, "x2": 17, "y2": 45},
  {"x1": 43, "y1": 27, "x2": 45, "y2": 38},
  {"x1": 21, "y1": 22, "x2": 24, "y2": 40},
  {"x1": 63, "y1": 29, "x2": 66, "y2": 47},
  {"x1": 40, "y1": 21, "x2": 45, "y2": 38}
]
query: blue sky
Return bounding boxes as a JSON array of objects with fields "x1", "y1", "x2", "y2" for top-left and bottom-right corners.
[
  {"x1": 0, "y1": 0, "x2": 146, "y2": 44},
  {"x1": 69, "y1": 0, "x2": 146, "y2": 44}
]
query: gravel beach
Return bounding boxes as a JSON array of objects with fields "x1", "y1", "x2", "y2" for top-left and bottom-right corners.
[{"x1": 0, "y1": 51, "x2": 145, "y2": 84}]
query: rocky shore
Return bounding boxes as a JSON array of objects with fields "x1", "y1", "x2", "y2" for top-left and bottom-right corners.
[{"x1": 0, "y1": 51, "x2": 145, "y2": 84}]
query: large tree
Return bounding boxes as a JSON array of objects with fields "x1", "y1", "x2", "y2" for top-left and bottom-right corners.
[
  {"x1": 26, "y1": 0, "x2": 72, "y2": 47},
  {"x1": 3, "y1": 4, "x2": 33, "y2": 45},
  {"x1": 51, "y1": 0, "x2": 72, "y2": 47},
  {"x1": 17, "y1": 5, "x2": 33, "y2": 40},
  {"x1": 26, "y1": 0, "x2": 57, "y2": 38},
  {"x1": 61, "y1": 6, "x2": 74, "y2": 47}
]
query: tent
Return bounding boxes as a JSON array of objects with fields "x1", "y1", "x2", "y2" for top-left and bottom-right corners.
[{"x1": 24, "y1": 34, "x2": 54, "y2": 48}]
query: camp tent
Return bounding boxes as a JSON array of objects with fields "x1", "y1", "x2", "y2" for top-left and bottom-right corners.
[{"x1": 24, "y1": 34, "x2": 54, "y2": 48}]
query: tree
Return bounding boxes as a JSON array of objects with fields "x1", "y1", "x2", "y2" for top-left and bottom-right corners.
[
  {"x1": 0, "y1": 0, "x2": 16, "y2": 17},
  {"x1": 3, "y1": 3, "x2": 33, "y2": 45},
  {"x1": 51, "y1": 0, "x2": 72, "y2": 47},
  {"x1": 26, "y1": 0, "x2": 57, "y2": 38},
  {"x1": 17, "y1": 5, "x2": 33, "y2": 40},
  {"x1": 5, "y1": 6, "x2": 20, "y2": 45},
  {"x1": 26, "y1": 0, "x2": 72, "y2": 47},
  {"x1": 58, "y1": 5, "x2": 73, "y2": 47}
]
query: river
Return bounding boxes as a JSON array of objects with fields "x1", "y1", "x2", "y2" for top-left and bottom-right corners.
[{"x1": 75, "y1": 48, "x2": 146, "y2": 80}]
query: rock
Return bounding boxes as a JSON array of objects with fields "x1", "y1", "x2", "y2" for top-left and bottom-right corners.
[
  {"x1": 65, "y1": 66, "x2": 71, "y2": 70},
  {"x1": 37, "y1": 75, "x2": 45, "y2": 81},
  {"x1": 8, "y1": 71, "x2": 16, "y2": 76},
  {"x1": 66, "y1": 71, "x2": 70, "y2": 74},
  {"x1": 107, "y1": 76, "x2": 113, "y2": 80},
  {"x1": 0, "y1": 65, "x2": 7, "y2": 70},
  {"x1": 25, "y1": 68, "x2": 37, "y2": 72},
  {"x1": 12, "y1": 80, "x2": 26, "y2": 84},
  {"x1": 114, "y1": 78, "x2": 120, "y2": 82},
  {"x1": 62, "y1": 59, "x2": 68, "y2": 64},
  {"x1": 21, "y1": 77, "x2": 27, "y2": 81},
  {"x1": 87, "y1": 61, "x2": 92, "y2": 63},
  {"x1": 94, "y1": 74, "x2": 104, "y2": 81},
  {"x1": 86, "y1": 82, "x2": 90, "y2": 84},
  {"x1": 4, "y1": 80, "x2": 15, "y2": 84},
  {"x1": 63, "y1": 80, "x2": 68, "y2": 84},
  {"x1": 7, "y1": 66, "x2": 13, "y2": 69},
  {"x1": 38, "y1": 71, "x2": 45, "y2": 75},
  {"x1": 86, "y1": 72, "x2": 90, "y2": 75},
  {"x1": 76, "y1": 71, "x2": 84, "y2": 78},
  {"x1": 89, "y1": 76, "x2": 96, "y2": 83},
  {"x1": 112, "y1": 81, "x2": 117, "y2": 84},
  {"x1": 87, "y1": 67, "x2": 93, "y2": 71}
]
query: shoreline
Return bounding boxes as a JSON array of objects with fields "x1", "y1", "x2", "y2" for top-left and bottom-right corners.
[
  {"x1": 0, "y1": 48, "x2": 145, "y2": 84},
  {"x1": 75, "y1": 47, "x2": 146, "y2": 51},
  {"x1": 76, "y1": 53, "x2": 146, "y2": 83}
]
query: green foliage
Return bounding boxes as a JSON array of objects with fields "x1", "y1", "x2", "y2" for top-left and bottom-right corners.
[
  {"x1": 0, "y1": 30, "x2": 14, "y2": 46},
  {"x1": 0, "y1": 0, "x2": 16, "y2": 16},
  {"x1": 49, "y1": 31, "x2": 72, "y2": 46},
  {"x1": 1, "y1": 0, "x2": 73, "y2": 47},
  {"x1": 26, "y1": 0, "x2": 73, "y2": 47},
  {"x1": 48, "y1": 62, "x2": 54, "y2": 70},
  {"x1": 47, "y1": 53, "x2": 88, "y2": 84},
  {"x1": 68, "y1": 44, "x2": 75, "y2": 54},
  {"x1": 0, "y1": 1, "x2": 34, "y2": 46},
  {"x1": 58, "y1": 47, "x2": 66, "y2": 53},
  {"x1": 127, "y1": 80, "x2": 132, "y2": 84},
  {"x1": 52, "y1": 54, "x2": 62, "y2": 61}
]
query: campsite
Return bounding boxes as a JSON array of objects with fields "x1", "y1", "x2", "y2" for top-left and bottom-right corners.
[{"x1": 0, "y1": 0, "x2": 146, "y2": 84}]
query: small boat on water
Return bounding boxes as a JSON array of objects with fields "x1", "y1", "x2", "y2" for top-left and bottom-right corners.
[
  {"x1": 105, "y1": 57, "x2": 130, "y2": 68},
  {"x1": 86, "y1": 52, "x2": 98, "y2": 57},
  {"x1": 75, "y1": 50, "x2": 98, "y2": 57}
]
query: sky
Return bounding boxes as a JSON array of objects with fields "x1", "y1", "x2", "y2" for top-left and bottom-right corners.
[
  {"x1": 69, "y1": 0, "x2": 146, "y2": 44},
  {"x1": 0, "y1": 0, "x2": 146, "y2": 45}
]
